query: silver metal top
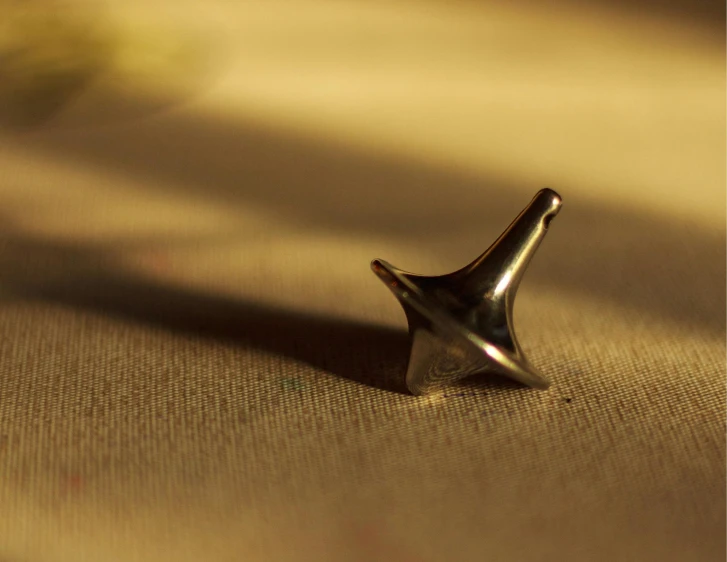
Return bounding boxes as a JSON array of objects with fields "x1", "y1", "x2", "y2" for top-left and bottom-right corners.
[{"x1": 372, "y1": 188, "x2": 562, "y2": 395}]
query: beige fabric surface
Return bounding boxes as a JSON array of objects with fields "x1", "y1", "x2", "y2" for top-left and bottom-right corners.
[{"x1": 0, "y1": 1, "x2": 724, "y2": 561}]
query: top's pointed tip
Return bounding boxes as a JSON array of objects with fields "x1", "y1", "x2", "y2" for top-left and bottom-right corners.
[
  {"x1": 484, "y1": 344, "x2": 552, "y2": 390},
  {"x1": 531, "y1": 373, "x2": 552, "y2": 391},
  {"x1": 371, "y1": 259, "x2": 400, "y2": 284},
  {"x1": 532, "y1": 188, "x2": 562, "y2": 229},
  {"x1": 535, "y1": 187, "x2": 562, "y2": 211},
  {"x1": 371, "y1": 258, "x2": 388, "y2": 279}
]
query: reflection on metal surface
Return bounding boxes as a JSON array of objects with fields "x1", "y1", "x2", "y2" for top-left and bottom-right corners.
[{"x1": 372, "y1": 188, "x2": 562, "y2": 395}]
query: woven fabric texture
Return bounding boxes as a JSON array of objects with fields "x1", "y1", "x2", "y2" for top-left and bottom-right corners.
[{"x1": 0, "y1": 1, "x2": 724, "y2": 561}]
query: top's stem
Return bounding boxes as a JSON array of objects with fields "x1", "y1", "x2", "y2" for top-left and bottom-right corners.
[{"x1": 452, "y1": 188, "x2": 562, "y2": 305}]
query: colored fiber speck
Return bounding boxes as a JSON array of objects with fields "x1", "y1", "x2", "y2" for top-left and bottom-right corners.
[{"x1": 281, "y1": 377, "x2": 304, "y2": 391}]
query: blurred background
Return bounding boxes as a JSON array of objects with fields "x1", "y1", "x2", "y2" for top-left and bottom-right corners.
[{"x1": 0, "y1": 0, "x2": 724, "y2": 561}]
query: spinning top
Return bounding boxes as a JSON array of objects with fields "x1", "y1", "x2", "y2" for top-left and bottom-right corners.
[{"x1": 372, "y1": 188, "x2": 562, "y2": 395}]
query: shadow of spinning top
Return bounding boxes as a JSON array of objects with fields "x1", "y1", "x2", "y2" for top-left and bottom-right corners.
[{"x1": 372, "y1": 188, "x2": 562, "y2": 395}]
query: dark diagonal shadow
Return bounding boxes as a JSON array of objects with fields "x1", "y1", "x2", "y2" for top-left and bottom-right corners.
[
  {"x1": 4, "y1": 94, "x2": 724, "y2": 334},
  {"x1": 551, "y1": 0, "x2": 724, "y2": 31},
  {"x1": 0, "y1": 232, "x2": 412, "y2": 394}
]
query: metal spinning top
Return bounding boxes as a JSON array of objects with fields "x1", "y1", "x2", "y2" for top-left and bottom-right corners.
[{"x1": 372, "y1": 188, "x2": 562, "y2": 395}]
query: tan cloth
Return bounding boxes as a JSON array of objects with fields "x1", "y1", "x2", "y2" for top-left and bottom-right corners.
[{"x1": 0, "y1": 1, "x2": 724, "y2": 560}]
